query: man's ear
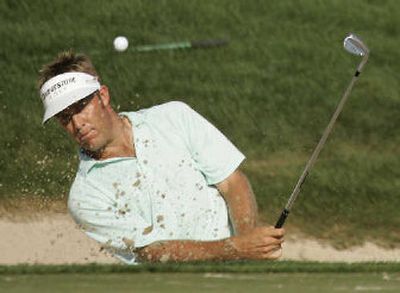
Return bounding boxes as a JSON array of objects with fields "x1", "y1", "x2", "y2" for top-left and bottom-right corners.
[{"x1": 98, "y1": 85, "x2": 110, "y2": 106}]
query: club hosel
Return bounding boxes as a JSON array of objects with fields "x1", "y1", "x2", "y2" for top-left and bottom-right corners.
[{"x1": 356, "y1": 55, "x2": 369, "y2": 76}]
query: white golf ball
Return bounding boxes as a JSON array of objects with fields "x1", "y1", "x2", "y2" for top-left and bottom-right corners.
[{"x1": 113, "y1": 36, "x2": 129, "y2": 52}]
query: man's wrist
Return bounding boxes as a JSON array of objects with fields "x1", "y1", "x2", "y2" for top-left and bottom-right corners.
[{"x1": 221, "y1": 237, "x2": 240, "y2": 260}]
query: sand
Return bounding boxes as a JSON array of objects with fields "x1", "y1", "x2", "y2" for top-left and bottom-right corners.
[{"x1": 1, "y1": 208, "x2": 399, "y2": 265}]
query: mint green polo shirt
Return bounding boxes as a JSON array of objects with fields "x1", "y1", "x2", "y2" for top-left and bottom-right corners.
[{"x1": 68, "y1": 101, "x2": 245, "y2": 264}]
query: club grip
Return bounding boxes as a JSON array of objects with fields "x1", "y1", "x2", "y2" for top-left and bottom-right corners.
[{"x1": 275, "y1": 208, "x2": 290, "y2": 228}]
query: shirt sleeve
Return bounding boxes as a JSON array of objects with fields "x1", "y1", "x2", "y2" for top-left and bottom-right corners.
[{"x1": 167, "y1": 101, "x2": 246, "y2": 185}]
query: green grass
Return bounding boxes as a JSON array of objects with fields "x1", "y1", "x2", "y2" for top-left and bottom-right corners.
[
  {"x1": 2, "y1": 263, "x2": 400, "y2": 293},
  {"x1": 0, "y1": 0, "x2": 399, "y2": 247},
  {"x1": 1, "y1": 262, "x2": 400, "y2": 274},
  {"x1": 2, "y1": 272, "x2": 400, "y2": 293}
]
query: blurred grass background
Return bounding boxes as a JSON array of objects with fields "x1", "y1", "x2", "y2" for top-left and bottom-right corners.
[{"x1": 0, "y1": 0, "x2": 399, "y2": 248}]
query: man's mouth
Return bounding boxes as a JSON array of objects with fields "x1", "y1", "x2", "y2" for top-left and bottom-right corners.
[{"x1": 78, "y1": 129, "x2": 95, "y2": 143}]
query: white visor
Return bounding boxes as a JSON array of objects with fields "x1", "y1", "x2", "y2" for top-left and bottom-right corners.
[{"x1": 40, "y1": 72, "x2": 101, "y2": 124}]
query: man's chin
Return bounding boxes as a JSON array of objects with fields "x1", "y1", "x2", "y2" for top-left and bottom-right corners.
[{"x1": 79, "y1": 142, "x2": 103, "y2": 153}]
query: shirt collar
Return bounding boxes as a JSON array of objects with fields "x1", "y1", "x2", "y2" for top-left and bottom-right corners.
[{"x1": 78, "y1": 151, "x2": 135, "y2": 174}]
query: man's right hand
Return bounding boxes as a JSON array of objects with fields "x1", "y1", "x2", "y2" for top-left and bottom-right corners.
[{"x1": 227, "y1": 226, "x2": 285, "y2": 260}]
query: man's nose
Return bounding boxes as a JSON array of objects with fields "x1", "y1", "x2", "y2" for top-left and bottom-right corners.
[{"x1": 71, "y1": 113, "x2": 85, "y2": 132}]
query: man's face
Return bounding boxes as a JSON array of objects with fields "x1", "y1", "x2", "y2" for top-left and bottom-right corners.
[{"x1": 56, "y1": 87, "x2": 112, "y2": 152}]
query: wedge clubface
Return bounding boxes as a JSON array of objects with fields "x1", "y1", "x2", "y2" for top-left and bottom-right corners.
[{"x1": 275, "y1": 33, "x2": 369, "y2": 228}]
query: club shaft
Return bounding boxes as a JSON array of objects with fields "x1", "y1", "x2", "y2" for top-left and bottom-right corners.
[
  {"x1": 286, "y1": 73, "x2": 360, "y2": 210},
  {"x1": 275, "y1": 57, "x2": 368, "y2": 228}
]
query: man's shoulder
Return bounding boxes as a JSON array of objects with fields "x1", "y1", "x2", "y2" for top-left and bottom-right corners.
[
  {"x1": 146, "y1": 100, "x2": 192, "y2": 116},
  {"x1": 122, "y1": 100, "x2": 194, "y2": 127}
]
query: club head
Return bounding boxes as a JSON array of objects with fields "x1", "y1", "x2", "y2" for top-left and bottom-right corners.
[{"x1": 343, "y1": 33, "x2": 369, "y2": 57}]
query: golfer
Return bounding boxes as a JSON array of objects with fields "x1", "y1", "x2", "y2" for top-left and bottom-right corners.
[{"x1": 38, "y1": 51, "x2": 284, "y2": 264}]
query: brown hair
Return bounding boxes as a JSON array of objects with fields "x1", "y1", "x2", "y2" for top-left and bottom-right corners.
[{"x1": 37, "y1": 50, "x2": 99, "y2": 89}]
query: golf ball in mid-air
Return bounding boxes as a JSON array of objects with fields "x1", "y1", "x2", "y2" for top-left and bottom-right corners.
[{"x1": 113, "y1": 36, "x2": 129, "y2": 52}]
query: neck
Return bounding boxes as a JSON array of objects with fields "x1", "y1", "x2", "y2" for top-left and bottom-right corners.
[{"x1": 85, "y1": 114, "x2": 135, "y2": 160}]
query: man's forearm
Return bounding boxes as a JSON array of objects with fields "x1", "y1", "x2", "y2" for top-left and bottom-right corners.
[
  {"x1": 228, "y1": 173, "x2": 258, "y2": 234},
  {"x1": 217, "y1": 170, "x2": 259, "y2": 234},
  {"x1": 136, "y1": 239, "x2": 235, "y2": 262},
  {"x1": 136, "y1": 226, "x2": 285, "y2": 263}
]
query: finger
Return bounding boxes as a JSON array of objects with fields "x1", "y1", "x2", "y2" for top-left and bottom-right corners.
[
  {"x1": 255, "y1": 237, "x2": 284, "y2": 248},
  {"x1": 248, "y1": 245, "x2": 283, "y2": 260},
  {"x1": 260, "y1": 227, "x2": 285, "y2": 237},
  {"x1": 272, "y1": 228, "x2": 285, "y2": 237},
  {"x1": 259, "y1": 243, "x2": 282, "y2": 254},
  {"x1": 265, "y1": 247, "x2": 282, "y2": 259},
  {"x1": 245, "y1": 242, "x2": 283, "y2": 256},
  {"x1": 259, "y1": 246, "x2": 282, "y2": 257}
]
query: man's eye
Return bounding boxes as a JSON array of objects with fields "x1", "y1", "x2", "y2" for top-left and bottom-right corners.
[
  {"x1": 77, "y1": 100, "x2": 89, "y2": 111},
  {"x1": 57, "y1": 113, "x2": 72, "y2": 124}
]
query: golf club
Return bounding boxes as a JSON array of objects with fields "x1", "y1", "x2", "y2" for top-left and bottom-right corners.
[
  {"x1": 132, "y1": 38, "x2": 229, "y2": 52},
  {"x1": 275, "y1": 33, "x2": 369, "y2": 228}
]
